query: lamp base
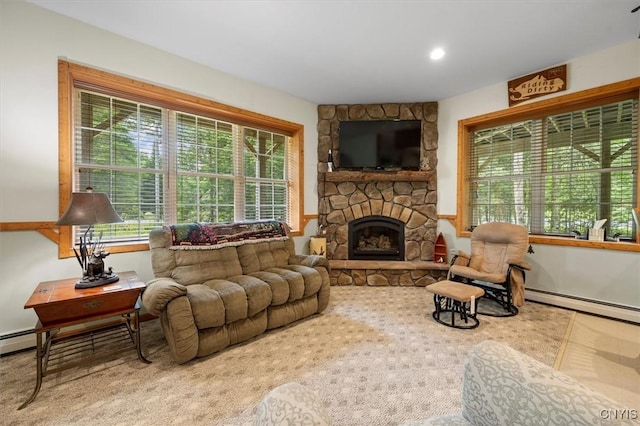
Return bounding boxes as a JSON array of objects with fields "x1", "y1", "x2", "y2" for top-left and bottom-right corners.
[{"x1": 75, "y1": 273, "x2": 120, "y2": 289}]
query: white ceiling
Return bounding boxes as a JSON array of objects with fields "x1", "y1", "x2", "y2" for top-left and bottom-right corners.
[{"x1": 30, "y1": 0, "x2": 640, "y2": 105}]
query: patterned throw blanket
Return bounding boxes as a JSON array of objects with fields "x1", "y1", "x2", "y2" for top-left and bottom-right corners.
[{"x1": 169, "y1": 220, "x2": 289, "y2": 250}]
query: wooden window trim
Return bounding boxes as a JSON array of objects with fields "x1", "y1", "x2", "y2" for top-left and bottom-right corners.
[
  {"x1": 58, "y1": 60, "x2": 305, "y2": 258},
  {"x1": 456, "y1": 77, "x2": 640, "y2": 253}
]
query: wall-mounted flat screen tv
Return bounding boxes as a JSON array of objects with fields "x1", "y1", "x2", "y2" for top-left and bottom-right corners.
[{"x1": 338, "y1": 120, "x2": 421, "y2": 170}]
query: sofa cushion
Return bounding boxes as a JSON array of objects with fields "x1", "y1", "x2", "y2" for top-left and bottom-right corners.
[
  {"x1": 267, "y1": 296, "x2": 319, "y2": 330},
  {"x1": 265, "y1": 267, "x2": 305, "y2": 302},
  {"x1": 201, "y1": 279, "x2": 249, "y2": 324},
  {"x1": 250, "y1": 271, "x2": 290, "y2": 306},
  {"x1": 194, "y1": 276, "x2": 272, "y2": 325},
  {"x1": 227, "y1": 310, "x2": 268, "y2": 346},
  {"x1": 172, "y1": 246, "x2": 243, "y2": 284},
  {"x1": 186, "y1": 284, "x2": 225, "y2": 329},
  {"x1": 197, "y1": 311, "x2": 268, "y2": 358},
  {"x1": 281, "y1": 265, "x2": 322, "y2": 298},
  {"x1": 227, "y1": 274, "x2": 272, "y2": 316},
  {"x1": 237, "y1": 241, "x2": 291, "y2": 274}
]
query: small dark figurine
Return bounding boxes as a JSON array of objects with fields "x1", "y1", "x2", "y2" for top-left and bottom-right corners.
[{"x1": 86, "y1": 251, "x2": 110, "y2": 280}]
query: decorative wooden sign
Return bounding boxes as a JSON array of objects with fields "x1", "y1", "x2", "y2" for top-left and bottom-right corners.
[{"x1": 508, "y1": 64, "x2": 567, "y2": 106}]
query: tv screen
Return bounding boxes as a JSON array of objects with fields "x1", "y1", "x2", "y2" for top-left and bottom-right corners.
[{"x1": 338, "y1": 120, "x2": 421, "y2": 170}]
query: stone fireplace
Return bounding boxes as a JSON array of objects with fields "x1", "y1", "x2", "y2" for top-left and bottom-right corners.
[{"x1": 317, "y1": 102, "x2": 448, "y2": 286}]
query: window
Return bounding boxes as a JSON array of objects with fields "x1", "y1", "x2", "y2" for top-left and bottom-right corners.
[
  {"x1": 58, "y1": 61, "x2": 304, "y2": 258},
  {"x1": 458, "y1": 79, "x2": 640, "y2": 250}
]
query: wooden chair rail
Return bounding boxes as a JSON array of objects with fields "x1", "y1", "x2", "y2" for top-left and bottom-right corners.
[
  {"x1": 2, "y1": 215, "x2": 637, "y2": 253},
  {"x1": 0, "y1": 222, "x2": 59, "y2": 244}
]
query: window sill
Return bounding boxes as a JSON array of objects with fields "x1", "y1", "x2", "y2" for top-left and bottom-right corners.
[
  {"x1": 59, "y1": 242, "x2": 150, "y2": 258},
  {"x1": 458, "y1": 232, "x2": 639, "y2": 252},
  {"x1": 530, "y1": 235, "x2": 639, "y2": 252}
]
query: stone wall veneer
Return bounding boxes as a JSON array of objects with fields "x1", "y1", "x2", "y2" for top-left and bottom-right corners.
[{"x1": 317, "y1": 102, "x2": 439, "y2": 269}]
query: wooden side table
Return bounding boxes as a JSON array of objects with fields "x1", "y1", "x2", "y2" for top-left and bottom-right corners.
[{"x1": 18, "y1": 271, "x2": 150, "y2": 410}]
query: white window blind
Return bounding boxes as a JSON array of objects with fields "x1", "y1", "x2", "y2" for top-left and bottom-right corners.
[
  {"x1": 73, "y1": 89, "x2": 291, "y2": 244},
  {"x1": 242, "y1": 128, "x2": 288, "y2": 221},
  {"x1": 468, "y1": 97, "x2": 638, "y2": 240},
  {"x1": 74, "y1": 91, "x2": 166, "y2": 243},
  {"x1": 175, "y1": 113, "x2": 236, "y2": 223}
]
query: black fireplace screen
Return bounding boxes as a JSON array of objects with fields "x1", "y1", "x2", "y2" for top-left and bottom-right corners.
[{"x1": 348, "y1": 216, "x2": 404, "y2": 261}]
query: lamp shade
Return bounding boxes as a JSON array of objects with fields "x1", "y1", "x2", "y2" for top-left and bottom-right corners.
[{"x1": 56, "y1": 192, "x2": 123, "y2": 226}]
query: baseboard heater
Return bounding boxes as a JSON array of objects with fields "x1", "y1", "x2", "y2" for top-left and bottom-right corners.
[
  {"x1": 0, "y1": 329, "x2": 33, "y2": 341},
  {"x1": 0, "y1": 329, "x2": 35, "y2": 356},
  {"x1": 1, "y1": 314, "x2": 157, "y2": 355},
  {"x1": 525, "y1": 288, "x2": 640, "y2": 324}
]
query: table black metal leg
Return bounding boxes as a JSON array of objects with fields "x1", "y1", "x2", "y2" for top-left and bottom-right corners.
[
  {"x1": 134, "y1": 312, "x2": 151, "y2": 364},
  {"x1": 18, "y1": 331, "x2": 44, "y2": 410}
]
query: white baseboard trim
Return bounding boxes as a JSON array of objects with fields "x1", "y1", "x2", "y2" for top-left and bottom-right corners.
[
  {"x1": 525, "y1": 289, "x2": 640, "y2": 324},
  {"x1": 0, "y1": 334, "x2": 34, "y2": 355}
]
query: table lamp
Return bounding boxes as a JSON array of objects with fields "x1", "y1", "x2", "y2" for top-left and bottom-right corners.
[{"x1": 56, "y1": 187, "x2": 123, "y2": 289}]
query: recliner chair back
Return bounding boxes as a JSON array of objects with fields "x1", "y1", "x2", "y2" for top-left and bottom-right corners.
[{"x1": 468, "y1": 222, "x2": 529, "y2": 277}]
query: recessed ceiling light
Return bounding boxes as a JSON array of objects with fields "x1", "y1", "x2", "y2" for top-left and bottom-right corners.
[{"x1": 430, "y1": 48, "x2": 445, "y2": 61}]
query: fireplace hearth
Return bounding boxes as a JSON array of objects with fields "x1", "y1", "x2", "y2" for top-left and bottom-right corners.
[{"x1": 349, "y1": 216, "x2": 404, "y2": 261}]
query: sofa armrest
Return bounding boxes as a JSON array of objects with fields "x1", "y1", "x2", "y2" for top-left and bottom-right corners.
[
  {"x1": 142, "y1": 277, "x2": 188, "y2": 316},
  {"x1": 461, "y1": 341, "x2": 627, "y2": 425},
  {"x1": 288, "y1": 254, "x2": 330, "y2": 271}
]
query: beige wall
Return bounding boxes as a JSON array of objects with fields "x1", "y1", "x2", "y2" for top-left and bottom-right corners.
[
  {"x1": 436, "y1": 39, "x2": 640, "y2": 319},
  {"x1": 0, "y1": 1, "x2": 319, "y2": 353},
  {"x1": 1, "y1": 1, "x2": 638, "y2": 354}
]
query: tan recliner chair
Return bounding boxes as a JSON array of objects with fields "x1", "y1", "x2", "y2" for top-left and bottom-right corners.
[{"x1": 448, "y1": 222, "x2": 532, "y2": 316}]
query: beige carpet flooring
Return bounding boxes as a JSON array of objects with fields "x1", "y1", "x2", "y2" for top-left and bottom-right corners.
[{"x1": 0, "y1": 286, "x2": 574, "y2": 425}]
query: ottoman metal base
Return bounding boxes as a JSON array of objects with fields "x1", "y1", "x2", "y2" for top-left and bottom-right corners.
[{"x1": 426, "y1": 280, "x2": 485, "y2": 329}]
